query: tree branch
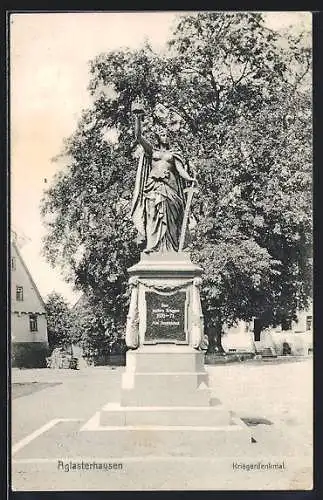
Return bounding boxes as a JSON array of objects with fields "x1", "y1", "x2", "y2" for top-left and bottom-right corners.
[
  {"x1": 234, "y1": 61, "x2": 251, "y2": 85},
  {"x1": 177, "y1": 105, "x2": 199, "y2": 132},
  {"x1": 292, "y1": 55, "x2": 311, "y2": 91},
  {"x1": 155, "y1": 100, "x2": 198, "y2": 133}
]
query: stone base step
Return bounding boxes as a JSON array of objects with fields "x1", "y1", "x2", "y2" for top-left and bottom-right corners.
[
  {"x1": 121, "y1": 386, "x2": 212, "y2": 406},
  {"x1": 80, "y1": 414, "x2": 252, "y2": 456},
  {"x1": 121, "y1": 369, "x2": 213, "y2": 406},
  {"x1": 100, "y1": 403, "x2": 233, "y2": 427},
  {"x1": 125, "y1": 346, "x2": 205, "y2": 373},
  {"x1": 122, "y1": 371, "x2": 209, "y2": 390},
  {"x1": 259, "y1": 348, "x2": 277, "y2": 358}
]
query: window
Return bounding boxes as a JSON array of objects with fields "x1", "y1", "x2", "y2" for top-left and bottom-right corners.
[
  {"x1": 29, "y1": 314, "x2": 38, "y2": 332},
  {"x1": 306, "y1": 316, "x2": 312, "y2": 331},
  {"x1": 16, "y1": 286, "x2": 24, "y2": 301},
  {"x1": 11, "y1": 257, "x2": 16, "y2": 270}
]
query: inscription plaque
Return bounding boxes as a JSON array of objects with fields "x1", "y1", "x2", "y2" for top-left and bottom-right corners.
[{"x1": 145, "y1": 291, "x2": 187, "y2": 343}]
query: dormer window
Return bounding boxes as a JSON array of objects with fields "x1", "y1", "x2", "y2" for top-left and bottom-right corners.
[{"x1": 16, "y1": 286, "x2": 24, "y2": 301}]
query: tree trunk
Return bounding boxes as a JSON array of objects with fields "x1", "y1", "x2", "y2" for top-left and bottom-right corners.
[
  {"x1": 215, "y1": 327, "x2": 225, "y2": 353},
  {"x1": 206, "y1": 321, "x2": 225, "y2": 354},
  {"x1": 206, "y1": 326, "x2": 216, "y2": 353},
  {"x1": 281, "y1": 317, "x2": 292, "y2": 331}
]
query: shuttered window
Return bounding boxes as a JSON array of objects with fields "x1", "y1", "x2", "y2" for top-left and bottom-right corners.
[{"x1": 29, "y1": 314, "x2": 38, "y2": 332}]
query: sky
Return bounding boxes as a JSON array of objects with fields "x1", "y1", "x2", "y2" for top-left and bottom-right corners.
[{"x1": 10, "y1": 11, "x2": 311, "y2": 305}]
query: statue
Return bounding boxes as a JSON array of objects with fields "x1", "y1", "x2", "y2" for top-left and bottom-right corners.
[{"x1": 131, "y1": 98, "x2": 197, "y2": 253}]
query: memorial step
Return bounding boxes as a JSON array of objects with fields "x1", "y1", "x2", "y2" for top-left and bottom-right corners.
[
  {"x1": 122, "y1": 371, "x2": 209, "y2": 391},
  {"x1": 80, "y1": 415, "x2": 252, "y2": 456},
  {"x1": 121, "y1": 385, "x2": 212, "y2": 407},
  {"x1": 99, "y1": 403, "x2": 233, "y2": 427},
  {"x1": 125, "y1": 346, "x2": 205, "y2": 373}
]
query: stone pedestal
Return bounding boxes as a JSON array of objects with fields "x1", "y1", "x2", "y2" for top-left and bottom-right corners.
[
  {"x1": 92, "y1": 344, "x2": 251, "y2": 454},
  {"x1": 120, "y1": 346, "x2": 211, "y2": 407},
  {"x1": 82, "y1": 252, "x2": 251, "y2": 455},
  {"x1": 125, "y1": 252, "x2": 205, "y2": 350}
]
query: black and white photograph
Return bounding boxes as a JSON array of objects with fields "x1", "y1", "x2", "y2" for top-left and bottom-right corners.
[{"x1": 10, "y1": 11, "x2": 312, "y2": 491}]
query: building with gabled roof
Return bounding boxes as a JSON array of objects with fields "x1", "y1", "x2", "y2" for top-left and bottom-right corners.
[{"x1": 11, "y1": 240, "x2": 49, "y2": 367}]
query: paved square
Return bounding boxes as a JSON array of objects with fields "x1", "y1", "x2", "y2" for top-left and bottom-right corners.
[{"x1": 11, "y1": 358, "x2": 313, "y2": 490}]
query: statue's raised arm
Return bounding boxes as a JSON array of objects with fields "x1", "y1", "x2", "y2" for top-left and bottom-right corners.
[{"x1": 131, "y1": 99, "x2": 153, "y2": 156}]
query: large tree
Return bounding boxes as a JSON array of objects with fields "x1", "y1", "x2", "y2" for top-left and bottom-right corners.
[{"x1": 41, "y1": 12, "x2": 312, "y2": 347}]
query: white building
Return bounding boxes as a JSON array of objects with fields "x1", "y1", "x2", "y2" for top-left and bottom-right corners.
[
  {"x1": 222, "y1": 305, "x2": 313, "y2": 357},
  {"x1": 222, "y1": 321, "x2": 255, "y2": 354},
  {"x1": 11, "y1": 240, "x2": 49, "y2": 367}
]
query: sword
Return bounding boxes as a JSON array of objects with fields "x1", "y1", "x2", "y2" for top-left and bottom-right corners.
[{"x1": 178, "y1": 176, "x2": 198, "y2": 251}]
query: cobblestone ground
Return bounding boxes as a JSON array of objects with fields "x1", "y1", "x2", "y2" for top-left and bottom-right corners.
[{"x1": 11, "y1": 357, "x2": 313, "y2": 491}]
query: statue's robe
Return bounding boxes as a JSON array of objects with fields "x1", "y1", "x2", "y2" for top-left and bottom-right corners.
[{"x1": 131, "y1": 150, "x2": 189, "y2": 252}]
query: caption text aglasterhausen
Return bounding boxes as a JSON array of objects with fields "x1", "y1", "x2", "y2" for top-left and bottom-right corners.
[{"x1": 57, "y1": 460, "x2": 123, "y2": 472}]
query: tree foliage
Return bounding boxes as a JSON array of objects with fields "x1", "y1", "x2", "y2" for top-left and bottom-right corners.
[
  {"x1": 41, "y1": 12, "x2": 312, "y2": 341},
  {"x1": 45, "y1": 292, "x2": 73, "y2": 349},
  {"x1": 69, "y1": 295, "x2": 126, "y2": 359}
]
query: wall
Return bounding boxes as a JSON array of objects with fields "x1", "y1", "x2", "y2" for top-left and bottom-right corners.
[
  {"x1": 11, "y1": 244, "x2": 46, "y2": 316},
  {"x1": 11, "y1": 313, "x2": 48, "y2": 343},
  {"x1": 222, "y1": 320, "x2": 256, "y2": 353},
  {"x1": 12, "y1": 342, "x2": 49, "y2": 368},
  {"x1": 292, "y1": 307, "x2": 313, "y2": 333},
  {"x1": 254, "y1": 329, "x2": 313, "y2": 356}
]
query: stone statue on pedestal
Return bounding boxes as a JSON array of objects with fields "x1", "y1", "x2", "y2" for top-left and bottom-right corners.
[
  {"x1": 125, "y1": 99, "x2": 205, "y2": 351},
  {"x1": 131, "y1": 98, "x2": 197, "y2": 253}
]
